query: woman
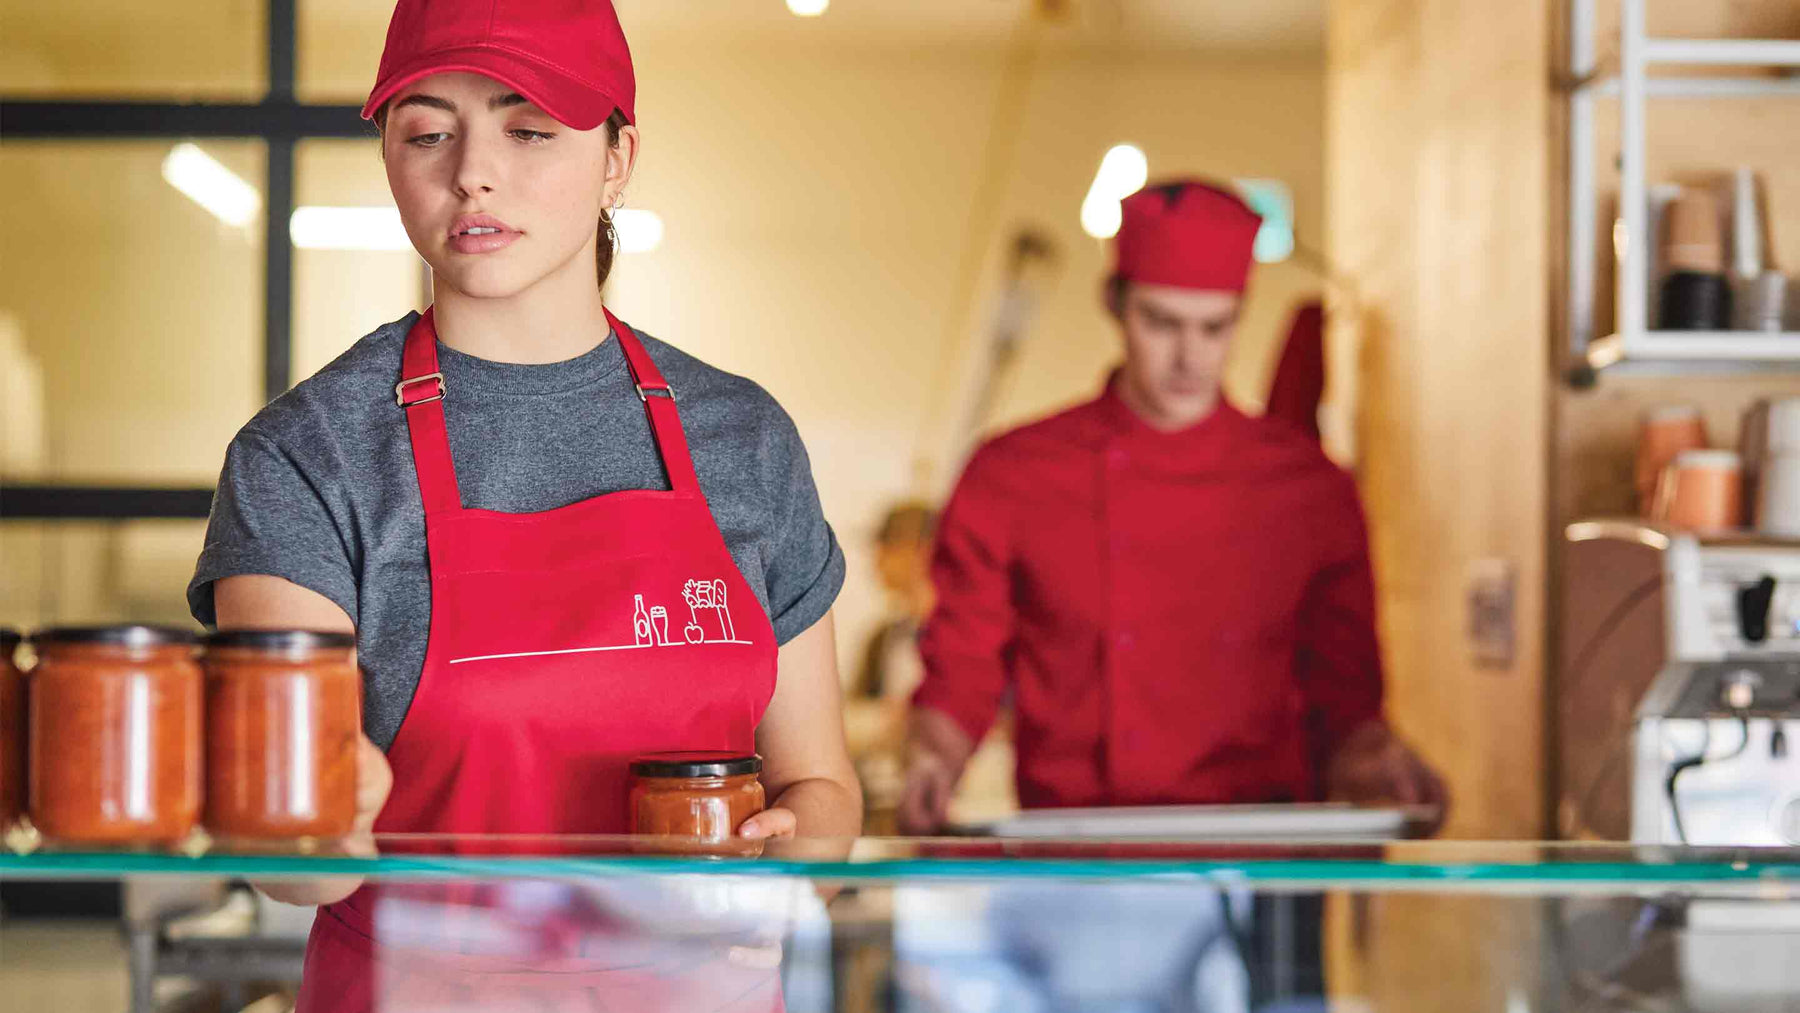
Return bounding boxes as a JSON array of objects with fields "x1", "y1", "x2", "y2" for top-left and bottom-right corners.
[{"x1": 187, "y1": 0, "x2": 861, "y2": 1007}]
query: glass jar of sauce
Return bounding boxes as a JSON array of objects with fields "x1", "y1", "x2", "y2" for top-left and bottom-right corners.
[
  {"x1": 0, "y1": 630, "x2": 24, "y2": 829},
  {"x1": 202, "y1": 630, "x2": 360, "y2": 840},
  {"x1": 29, "y1": 626, "x2": 202, "y2": 844},
  {"x1": 629, "y1": 752, "x2": 765, "y2": 855}
]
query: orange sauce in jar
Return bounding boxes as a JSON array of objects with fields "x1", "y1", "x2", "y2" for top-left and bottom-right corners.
[
  {"x1": 0, "y1": 630, "x2": 24, "y2": 829},
  {"x1": 28, "y1": 626, "x2": 202, "y2": 844},
  {"x1": 203, "y1": 630, "x2": 360, "y2": 840},
  {"x1": 629, "y1": 752, "x2": 765, "y2": 856}
]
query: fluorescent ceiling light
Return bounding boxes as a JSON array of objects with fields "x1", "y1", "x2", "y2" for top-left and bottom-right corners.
[
  {"x1": 290, "y1": 206, "x2": 412, "y2": 251},
  {"x1": 1080, "y1": 144, "x2": 1148, "y2": 240},
  {"x1": 787, "y1": 0, "x2": 829, "y2": 15},
  {"x1": 162, "y1": 143, "x2": 260, "y2": 228},
  {"x1": 614, "y1": 209, "x2": 664, "y2": 253}
]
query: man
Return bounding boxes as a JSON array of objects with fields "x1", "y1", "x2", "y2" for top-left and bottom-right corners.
[{"x1": 900, "y1": 180, "x2": 1444, "y2": 834}]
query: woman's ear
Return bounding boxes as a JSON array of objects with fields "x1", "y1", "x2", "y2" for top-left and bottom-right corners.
[{"x1": 602, "y1": 124, "x2": 641, "y2": 208}]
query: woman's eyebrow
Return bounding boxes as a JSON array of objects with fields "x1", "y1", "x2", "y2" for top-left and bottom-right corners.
[
  {"x1": 391, "y1": 93, "x2": 456, "y2": 113},
  {"x1": 389, "y1": 93, "x2": 525, "y2": 114}
]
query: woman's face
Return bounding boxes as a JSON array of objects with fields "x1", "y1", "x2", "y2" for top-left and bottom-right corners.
[{"x1": 382, "y1": 72, "x2": 637, "y2": 300}]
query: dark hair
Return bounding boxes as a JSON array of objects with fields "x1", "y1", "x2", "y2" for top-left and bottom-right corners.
[
  {"x1": 593, "y1": 108, "x2": 631, "y2": 290},
  {"x1": 1103, "y1": 275, "x2": 1129, "y2": 319},
  {"x1": 876, "y1": 502, "x2": 937, "y2": 547},
  {"x1": 375, "y1": 104, "x2": 632, "y2": 293}
]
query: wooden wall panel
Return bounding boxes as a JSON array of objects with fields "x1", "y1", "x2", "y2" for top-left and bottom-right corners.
[
  {"x1": 1328, "y1": 0, "x2": 1552, "y2": 842},
  {"x1": 1326, "y1": 0, "x2": 1555, "y2": 1002}
]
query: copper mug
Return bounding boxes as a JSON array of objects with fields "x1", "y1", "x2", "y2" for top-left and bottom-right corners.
[{"x1": 1654, "y1": 449, "x2": 1745, "y2": 532}]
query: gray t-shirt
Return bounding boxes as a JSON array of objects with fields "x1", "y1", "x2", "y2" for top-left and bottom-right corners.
[{"x1": 189, "y1": 312, "x2": 845, "y2": 750}]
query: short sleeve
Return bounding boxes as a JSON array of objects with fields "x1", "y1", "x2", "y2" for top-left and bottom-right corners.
[
  {"x1": 761, "y1": 412, "x2": 846, "y2": 645},
  {"x1": 187, "y1": 429, "x2": 360, "y2": 627}
]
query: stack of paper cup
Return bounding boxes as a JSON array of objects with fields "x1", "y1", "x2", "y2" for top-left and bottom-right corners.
[{"x1": 1759, "y1": 397, "x2": 1800, "y2": 538}]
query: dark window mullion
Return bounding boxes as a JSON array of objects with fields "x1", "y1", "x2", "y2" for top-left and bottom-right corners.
[
  {"x1": 264, "y1": 0, "x2": 300, "y2": 401},
  {"x1": 265, "y1": 138, "x2": 296, "y2": 403}
]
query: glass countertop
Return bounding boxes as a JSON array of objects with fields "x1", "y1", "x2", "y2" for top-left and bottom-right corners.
[{"x1": 6, "y1": 833, "x2": 1800, "y2": 893}]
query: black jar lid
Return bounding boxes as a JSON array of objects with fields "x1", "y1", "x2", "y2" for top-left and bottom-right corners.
[
  {"x1": 32, "y1": 625, "x2": 199, "y2": 648},
  {"x1": 203, "y1": 629, "x2": 356, "y2": 651},
  {"x1": 630, "y1": 752, "x2": 763, "y2": 779}
]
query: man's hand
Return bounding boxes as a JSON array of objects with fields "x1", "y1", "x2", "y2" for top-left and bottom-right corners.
[
  {"x1": 897, "y1": 750, "x2": 959, "y2": 836},
  {"x1": 1325, "y1": 721, "x2": 1448, "y2": 833},
  {"x1": 896, "y1": 709, "x2": 976, "y2": 836}
]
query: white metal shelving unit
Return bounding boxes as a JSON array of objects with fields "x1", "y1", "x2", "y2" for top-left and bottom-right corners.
[{"x1": 1567, "y1": 0, "x2": 1800, "y2": 379}]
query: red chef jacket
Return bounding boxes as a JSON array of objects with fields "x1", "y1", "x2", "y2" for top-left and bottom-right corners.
[{"x1": 913, "y1": 374, "x2": 1384, "y2": 809}]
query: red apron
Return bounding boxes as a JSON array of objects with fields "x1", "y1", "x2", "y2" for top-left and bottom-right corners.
[{"x1": 295, "y1": 309, "x2": 784, "y2": 1012}]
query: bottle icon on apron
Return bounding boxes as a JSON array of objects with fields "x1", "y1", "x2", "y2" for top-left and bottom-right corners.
[{"x1": 633, "y1": 595, "x2": 653, "y2": 647}]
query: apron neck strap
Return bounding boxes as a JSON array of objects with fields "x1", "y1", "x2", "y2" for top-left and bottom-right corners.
[
  {"x1": 605, "y1": 308, "x2": 703, "y2": 496},
  {"x1": 397, "y1": 308, "x2": 703, "y2": 515},
  {"x1": 398, "y1": 308, "x2": 463, "y2": 514}
]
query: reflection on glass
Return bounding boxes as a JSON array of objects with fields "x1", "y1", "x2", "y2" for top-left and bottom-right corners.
[
  {"x1": 0, "y1": 868, "x2": 1792, "y2": 1011},
  {"x1": 0, "y1": 0, "x2": 265, "y2": 99},
  {"x1": 294, "y1": 140, "x2": 425, "y2": 382},
  {"x1": 0, "y1": 141, "x2": 264, "y2": 486}
]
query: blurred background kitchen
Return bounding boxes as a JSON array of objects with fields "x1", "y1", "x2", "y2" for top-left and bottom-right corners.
[{"x1": 3, "y1": 0, "x2": 1800, "y2": 1007}]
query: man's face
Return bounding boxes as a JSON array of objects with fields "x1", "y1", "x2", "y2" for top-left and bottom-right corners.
[{"x1": 1114, "y1": 281, "x2": 1241, "y2": 430}]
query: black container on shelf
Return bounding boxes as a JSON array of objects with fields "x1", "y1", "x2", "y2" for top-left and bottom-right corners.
[{"x1": 1659, "y1": 271, "x2": 1733, "y2": 331}]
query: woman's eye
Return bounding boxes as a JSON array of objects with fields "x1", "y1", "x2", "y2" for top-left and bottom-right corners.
[
  {"x1": 406, "y1": 132, "x2": 450, "y2": 148},
  {"x1": 510, "y1": 129, "x2": 555, "y2": 143}
]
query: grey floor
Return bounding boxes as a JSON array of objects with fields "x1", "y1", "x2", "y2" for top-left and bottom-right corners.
[{"x1": 0, "y1": 921, "x2": 131, "y2": 1011}]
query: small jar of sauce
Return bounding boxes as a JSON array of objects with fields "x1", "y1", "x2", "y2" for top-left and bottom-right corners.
[
  {"x1": 629, "y1": 752, "x2": 765, "y2": 855},
  {"x1": 0, "y1": 629, "x2": 24, "y2": 829},
  {"x1": 29, "y1": 626, "x2": 202, "y2": 844},
  {"x1": 202, "y1": 630, "x2": 360, "y2": 840}
]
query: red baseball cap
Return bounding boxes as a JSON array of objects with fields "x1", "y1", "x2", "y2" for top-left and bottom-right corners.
[
  {"x1": 1112, "y1": 180, "x2": 1262, "y2": 292},
  {"x1": 363, "y1": 0, "x2": 636, "y2": 131}
]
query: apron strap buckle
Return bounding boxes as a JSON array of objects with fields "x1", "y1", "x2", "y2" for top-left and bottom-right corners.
[
  {"x1": 396, "y1": 372, "x2": 447, "y2": 407},
  {"x1": 636, "y1": 382, "x2": 676, "y2": 403}
]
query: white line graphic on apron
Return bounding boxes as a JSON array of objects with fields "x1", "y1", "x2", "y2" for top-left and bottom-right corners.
[{"x1": 451, "y1": 578, "x2": 753, "y2": 664}]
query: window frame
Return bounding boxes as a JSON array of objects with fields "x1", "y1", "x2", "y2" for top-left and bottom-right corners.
[{"x1": 0, "y1": 0, "x2": 366, "y2": 519}]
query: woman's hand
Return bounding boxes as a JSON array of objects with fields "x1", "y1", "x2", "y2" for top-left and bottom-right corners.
[
  {"x1": 343, "y1": 732, "x2": 395, "y2": 855},
  {"x1": 255, "y1": 733, "x2": 392, "y2": 907},
  {"x1": 737, "y1": 807, "x2": 798, "y2": 841}
]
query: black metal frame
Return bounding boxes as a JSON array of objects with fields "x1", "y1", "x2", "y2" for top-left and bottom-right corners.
[{"x1": 0, "y1": 0, "x2": 370, "y2": 519}]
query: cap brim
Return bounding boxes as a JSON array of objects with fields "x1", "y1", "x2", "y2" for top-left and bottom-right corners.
[{"x1": 362, "y1": 47, "x2": 624, "y2": 131}]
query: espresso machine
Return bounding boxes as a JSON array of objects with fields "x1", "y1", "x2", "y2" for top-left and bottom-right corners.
[
  {"x1": 1563, "y1": 522, "x2": 1800, "y2": 1012},
  {"x1": 1563, "y1": 521, "x2": 1800, "y2": 845}
]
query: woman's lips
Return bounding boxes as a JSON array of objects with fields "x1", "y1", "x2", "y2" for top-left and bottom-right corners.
[
  {"x1": 448, "y1": 213, "x2": 521, "y2": 255},
  {"x1": 448, "y1": 229, "x2": 521, "y2": 254}
]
